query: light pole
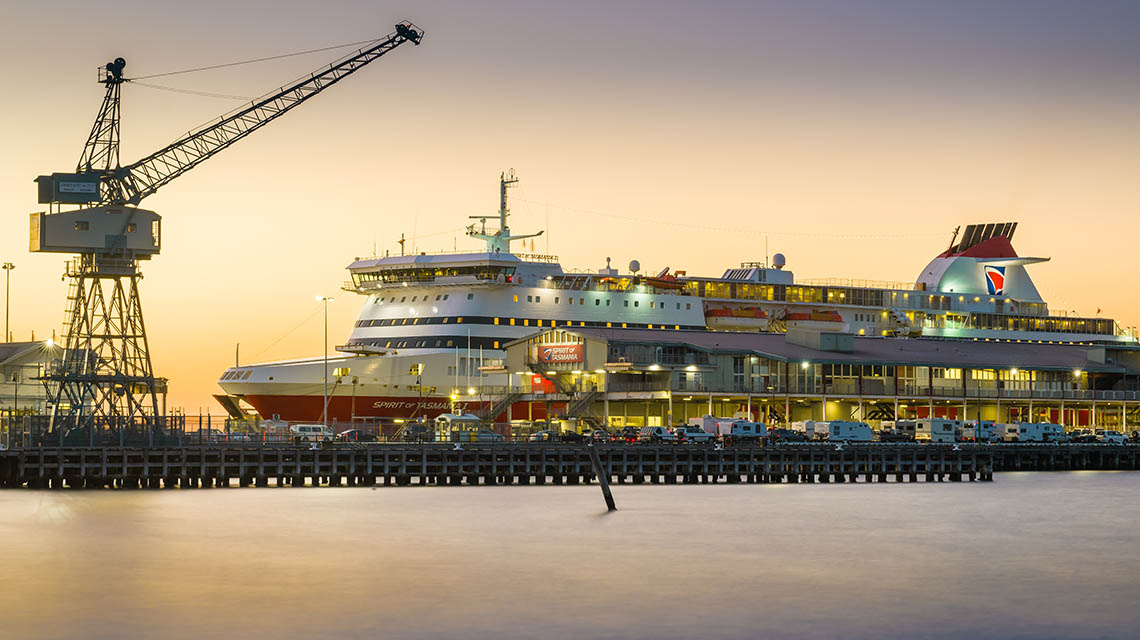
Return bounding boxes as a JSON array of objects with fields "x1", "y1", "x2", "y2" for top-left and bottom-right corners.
[
  {"x1": 316, "y1": 295, "x2": 335, "y2": 428},
  {"x1": 2, "y1": 262, "x2": 13, "y2": 343}
]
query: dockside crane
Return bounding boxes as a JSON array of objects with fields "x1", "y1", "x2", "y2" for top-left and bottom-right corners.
[{"x1": 31, "y1": 22, "x2": 423, "y2": 443}]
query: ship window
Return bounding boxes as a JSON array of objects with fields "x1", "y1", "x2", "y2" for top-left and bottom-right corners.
[
  {"x1": 676, "y1": 303, "x2": 680, "y2": 310},
  {"x1": 524, "y1": 319, "x2": 529, "y2": 326},
  {"x1": 493, "y1": 341, "x2": 499, "y2": 349},
  {"x1": 457, "y1": 317, "x2": 463, "y2": 323},
  {"x1": 494, "y1": 317, "x2": 500, "y2": 325},
  {"x1": 606, "y1": 322, "x2": 612, "y2": 327},
  {"x1": 555, "y1": 297, "x2": 560, "y2": 304},
  {"x1": 535, "y1": 296, "x2": 541, "y2": 303},
  {"x1": 510, "y1": 318, "x2": 516, "y2": 326},
  {"x1": 538, "y1": 320, "x2": 544, "y2": 327},
  {"x1": 634, "y1": 301, "x2": 639, "y2": 307},
  {"x1": 400, "y1": 297, "x2": 406, "y2": 302},
  {"x1": 127, "y1": 223, "x2": 137, "y2": 233},
  {"x1": 527, "y1": 296, "x2": 533, "y2": 302},
  {"x1": 74, "y1": 221, "x2": 89, "y2": 231},
  {"x1": 650, "y1": 302, "x2": 654, "y2": 308},
  {"x1": 447, "y1": 340, "x2": 454, "y2": 347},
  {"x1": 674, "y1": 325, "x2": 680, "y2": 330},
  {"x1": 401, "y1": 319, "x2": 407, "y2": 325},
  {"x1": 443, "y1": 295, "x2": 449, "y2": 300},
  {"x1": 686, "y1": 304, "x2": 691, "y2": 310},
  {"x1": 606, "y1": 300, "x2": 611, "y2": 306},
  {"x1": 467, "y1": 293, "x2": 474, "y2": 300},
  {"x1": 624, "y1": 301, "x2": 629, "y2": 307},
  {"x1": 385, "y1": 341, "x2": 391, "y2": 348},
  {"x1": 442, "y1": 317, "x2": 449, "y2": 323},
  {"x1": 513, "y1": 295, "x2": 519, "y2": 302},
  {"x1": 595, "y1": 299, "x2": 600, "y2": 306},
  {"x1": 436, "y1": 295, "x2": 441, "y2": 301}
]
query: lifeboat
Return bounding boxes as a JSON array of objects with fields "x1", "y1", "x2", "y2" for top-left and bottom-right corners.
[
  {"x1": 642, "y1": 267, "x2": 686, "y2": 290},
  {"x1": 704, "y1": 303, "x2": 769, "y2": 331},
  {"x1": 782, "y1": 309, "x2": 846, "y2": 332}
]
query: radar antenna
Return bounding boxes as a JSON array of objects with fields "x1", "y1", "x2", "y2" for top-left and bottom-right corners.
[{"x1": 466, "y1": 169, "x2": 543, "y2": 254}]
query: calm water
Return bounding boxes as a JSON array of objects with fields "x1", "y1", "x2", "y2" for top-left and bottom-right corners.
[{"x1": 2, "y1": 473, "x2": 1138, "y2": 639}]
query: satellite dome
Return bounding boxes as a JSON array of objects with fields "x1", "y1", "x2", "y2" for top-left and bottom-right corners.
[
  {"x1": 628, "y1": 259, "x2": 641, "y2": 274},
  {"x1": 772, "y1": 253, "x2": 786, "y2": 269}
]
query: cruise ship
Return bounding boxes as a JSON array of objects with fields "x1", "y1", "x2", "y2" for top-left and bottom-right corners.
[{"x1": 215, "y1": 171, "x2": 1135, "y2": 422}]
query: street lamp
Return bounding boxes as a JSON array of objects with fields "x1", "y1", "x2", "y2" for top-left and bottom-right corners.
[
  {"x1": 316, "y1": 295, "x2": 335, "y2": 428},
  {"x1": 2, "y1": 262, "x2": 13, "y2": 343}
]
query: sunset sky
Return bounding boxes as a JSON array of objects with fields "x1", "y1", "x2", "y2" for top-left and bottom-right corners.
[{"x1": 3, "y1": 0, "x2": 1140, "y2": 411}]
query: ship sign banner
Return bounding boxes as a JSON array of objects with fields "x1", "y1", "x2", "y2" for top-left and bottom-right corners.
[{"x1": 536, "y1": 344, "x2": 584, "y2": 364}]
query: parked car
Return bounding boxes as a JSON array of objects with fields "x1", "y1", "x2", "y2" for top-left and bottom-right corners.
[
  {"x1": 672, "y1": 425, "x2": 717, "y2": 444},
  {"x1": 401, "y1": 423, "x2": 435, "y2": 443},
  {"x1": 528, "y1": 430, "x2": 558, "y2": 442},
  {"x1": 1097, "y1": 430, "x2": 1128, "y2": 445},
  {"x1": 766, "y1": 428, "x2": 809, "y2": 443},
  {"x1": 474, "y1": 429, "x2": 505, "y2": 443},
  {"x1": 335, "y1": 429, "x2": 378, "y2": 443},
  {"x1": 639, "y1": 426, "x2": 678, "y2": 443},
  {"x1": 615, "y1": 427, "x2": 639, "y2": 443},
  {"x1": 559, "y1": 431, "x2": 586, "y2": 444},
  {"x1": 291, "y1": 423, "x2": 333, "y2": 443},
  {"x1": 877, "y1": 429, "x2": 914, "y2": 443},
  {"x1": 588, "y1": 429, "x2": 612, "y2": 443}
]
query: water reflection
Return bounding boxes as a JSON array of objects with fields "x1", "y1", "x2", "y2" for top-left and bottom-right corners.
[{"x1": 1, "y1": 473, "x2": 1138, "y2": 639}]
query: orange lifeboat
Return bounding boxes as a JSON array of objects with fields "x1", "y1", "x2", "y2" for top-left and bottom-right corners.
[{"x1": 704, "y1": 303, "x2": 769, "y2": 331}]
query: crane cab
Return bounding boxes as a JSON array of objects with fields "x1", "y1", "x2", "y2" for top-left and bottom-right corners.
[{"x1": 30, "y1": 205, "x2": 161, "y2": 257}]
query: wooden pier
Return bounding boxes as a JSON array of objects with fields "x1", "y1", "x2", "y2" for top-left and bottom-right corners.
[
  {"x1": 0, "y1": 443, "x2": 1007, "y2": 489},
  {"x1": 0, "y1": 443, "x2": 1135, "y2": 490}
]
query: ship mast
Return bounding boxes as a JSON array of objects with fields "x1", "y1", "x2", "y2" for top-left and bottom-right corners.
[{"x1": 466, "y1": 169, "x2": 542, "y2": 254}]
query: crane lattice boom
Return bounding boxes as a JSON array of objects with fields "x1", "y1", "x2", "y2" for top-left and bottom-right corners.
[{"x1": 106, "y1": 22, "x2": 421, "y2": 205}]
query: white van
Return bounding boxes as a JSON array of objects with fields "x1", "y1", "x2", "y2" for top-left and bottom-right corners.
[
  {"x1": 290, "y1": 423, "x2": 333, "y2": 442},
  {"x1": 826, "y1": 421, "x2": 873, "y2": 442},
  {"x1": 916, "y1": 418, "x2": 960, "y2": 443}
]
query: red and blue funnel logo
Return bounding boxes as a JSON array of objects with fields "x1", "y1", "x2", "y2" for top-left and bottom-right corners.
[{"x1": 984, "y1": 265, "x2": 1006, "y2": 295}]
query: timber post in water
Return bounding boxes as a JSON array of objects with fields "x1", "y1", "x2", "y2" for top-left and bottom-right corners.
[{"x1": 585, "y1": 443, "x2": 617, "y2": 511}]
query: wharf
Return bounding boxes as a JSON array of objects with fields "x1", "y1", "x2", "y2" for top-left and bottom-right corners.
[
  {"x1": 1, "y1": 444, "x2": 1135, "y2": 490},
  {"x1": 0, "y1": 443, "x2": 1000, "y2": 489}
]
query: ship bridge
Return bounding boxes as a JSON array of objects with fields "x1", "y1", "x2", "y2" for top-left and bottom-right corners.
[{"x1": 345, "y1": 251, "x2": 563, "y2": 293}]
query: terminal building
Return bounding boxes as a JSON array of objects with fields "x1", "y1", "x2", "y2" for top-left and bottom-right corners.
[{"x1": 498, "y1": 327, "x2": 1140, "y2": 431}]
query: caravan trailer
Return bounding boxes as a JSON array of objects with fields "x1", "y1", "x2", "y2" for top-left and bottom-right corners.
[
  {"x1": 1002, "y1": 422, "x2": 1067, "y2": 443},
  {"x1": 825, "y1": 421, "x2": 873, "y2": 443},
  {"x1": 916, "y1": 418, "x2": 960, "y2": 443}
]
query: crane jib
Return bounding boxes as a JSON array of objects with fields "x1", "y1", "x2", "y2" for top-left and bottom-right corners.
[{"x1": 39, "y1": 21, "x2": 423, "y2": 208}]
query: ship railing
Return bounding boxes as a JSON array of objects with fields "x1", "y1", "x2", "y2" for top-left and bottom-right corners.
[{"x1": 800, "y1": 277, "x2": 917, "y2": 291}]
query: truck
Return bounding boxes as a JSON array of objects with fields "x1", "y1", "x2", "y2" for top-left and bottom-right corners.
[
  {"x1": 825, "y1": 421, "x2": 873, "y2": 443},
  {"x1": 916, "y1": 418, "x2": 960, "y2": 443},
  {"x1": 673, "y1": 424, "x2": 717, "y2": 444},
  {"x1": 1002, "y1": 422, "x2": 1067, "y2": 443}
]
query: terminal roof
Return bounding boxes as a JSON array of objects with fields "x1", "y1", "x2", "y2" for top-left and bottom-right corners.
[{"x1": 528, "y1": 328, "x2": 1126, "y2": 373}]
